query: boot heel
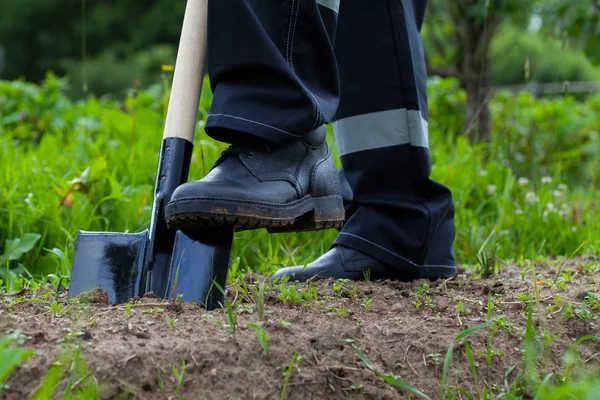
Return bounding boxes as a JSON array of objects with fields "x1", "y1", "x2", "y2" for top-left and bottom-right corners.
[{"x1": 267, "y1": 195, "x2": 345, "y2": 233}]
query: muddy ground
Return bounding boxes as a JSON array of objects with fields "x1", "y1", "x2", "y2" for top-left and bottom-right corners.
[{"x1": 2, "y1": 257, "x2": 599, "y2": 399}]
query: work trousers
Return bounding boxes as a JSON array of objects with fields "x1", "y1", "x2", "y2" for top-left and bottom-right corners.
[{"x1": 204, "y1": 0, "x2": 456, "y2": 278}]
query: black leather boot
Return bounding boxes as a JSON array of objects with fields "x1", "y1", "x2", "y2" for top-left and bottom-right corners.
[
  {"x1": 272, "y1": 245, "x2": 414, "y2": 282},
  {"x1": 164, "y1": 127, "x2": 345, "y2": 233}
]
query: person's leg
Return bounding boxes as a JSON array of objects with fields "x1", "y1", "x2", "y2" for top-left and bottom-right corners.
[
  {"x1": 164, "y1": 0, "x2": 345, "y2": 233},
  {"x1": 274, "y1": 0, "x2": 456, "y2": 281}
]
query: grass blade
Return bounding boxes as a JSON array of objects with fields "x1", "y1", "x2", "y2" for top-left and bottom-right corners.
[
  {"x1": 352, "y1": 343, "x2": 431, "y2": 400},
  {"x1": 441, "y1": 320, "x2": 492, "y2": 399}
]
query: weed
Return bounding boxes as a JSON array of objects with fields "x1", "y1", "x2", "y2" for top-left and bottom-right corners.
[
  {"x1": 172, "y1": 360, "x2": 187, "y2": 396},
  {"x1": 49, "y1": 300, "x2": 65, "y2": 317},
  {"x1": 280, "y1": 351, "x2": 303, "y2": 400},
  {"x1": 325, "y1": 306, "x2": 351, "y2": 317},
  {"x1": 440, "y1": 320, "x2": 493, "y2": 399},
  {"x1": 123, "y1": 302, "x2": 133, "y2": 319},
  {"x1": 352, "y1": 343, "x2": 431, "y2": 399},
  {"x1": 32, "y1": 343, "x2": 99, "y2": 399},
  {"x1": 362, "y1": 297, "x2": 374, "y2": 312},
  {"x1": 425, "y1": 353, "x2": 442, "y2": 366},
  {"x1": 476, "y1": 247, "x2": 497, "y2": 278},
  {"x1": 279, "y1": 319, "x2": 293, "y2": 328},
  {"x1": 248, "y1": 322, "x2": 270, "y2": 356},
  {"x1": 425, "y1": 295, "x2": 435, "y2": 309},
  {"x1": 415, "y1": 283, "x2": 430, "y2": 296},
  {"x1": 455, "y1": 300, "x2": 466, "y2": 315},
  {"x1": 166, "y1": 316, "x2": 177, "y2": 329},
  {"x1": 278, "y1": 284, "x2": 318, "y2": 305},
  {"x1": 225, "y1": 298, "x2": 237, "y2": 333},
  {"x1": 518, "y1": 293, "x2": 532, "y2": 312},
  {"x1": 349, "y1": 383, "x2": 363, "y2": 391},
  {"x1": 156, "y1": 368, "x2": 165, "y2": 393}
]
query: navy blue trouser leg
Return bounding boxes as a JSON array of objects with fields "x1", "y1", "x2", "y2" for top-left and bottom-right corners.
[
  {"x1": 205, "y1": 0, "x2": 456, "y2": 278},
  {"x1": 205, "y1": 0, "x2": 340, "y2": 143},
  {"x1": 331, "y1": 0, "x2": 456, "y2": 278}
]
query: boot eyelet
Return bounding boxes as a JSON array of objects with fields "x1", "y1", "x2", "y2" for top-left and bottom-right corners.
[{"x1": 247, "y1": 152, "x2": 254, "y2": 158}]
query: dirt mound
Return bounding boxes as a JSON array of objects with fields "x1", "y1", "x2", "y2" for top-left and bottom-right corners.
[{"x1": 2, "y1": 259, "x2": 599, "y2": 399}]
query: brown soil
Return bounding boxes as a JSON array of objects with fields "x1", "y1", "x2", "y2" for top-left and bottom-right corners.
[{"x1": 2, "y1": 258, "x2": 599, "y2": 400}]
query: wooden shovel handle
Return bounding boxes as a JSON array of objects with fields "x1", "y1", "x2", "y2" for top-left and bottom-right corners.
[{"x1": 163, "y1": 0, "x2": 208, "y2": 142}]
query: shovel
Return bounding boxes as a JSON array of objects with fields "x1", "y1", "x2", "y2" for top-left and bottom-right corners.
[{"x1": 68, "y1": 0, "x2": 234, "y2": 310}]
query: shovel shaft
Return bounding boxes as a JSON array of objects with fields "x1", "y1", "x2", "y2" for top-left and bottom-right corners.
[{"x1": 163, "y1": 0, "x2": 208, "y2": 142}]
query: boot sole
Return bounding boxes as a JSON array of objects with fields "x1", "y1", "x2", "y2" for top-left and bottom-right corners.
[{"x1": 164, "y1": 195, "x2": 345, "y2": 233}]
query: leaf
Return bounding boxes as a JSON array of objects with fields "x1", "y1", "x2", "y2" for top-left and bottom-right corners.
[
  {"x1": 0, "y1": 333, "x2": 37, "y2": 384},
  {"x1": 87, "y1": 156, "x2": 108, "y2": 183},
  {"x1": 352, "y1": 344, "x2": 431, "y2": 400},
  {"x1": 1, "y1": 233, "x2": 42, "y2": 264},
  {"x1": 441, "y1": 320, "x2": 492, "y2": 399}
]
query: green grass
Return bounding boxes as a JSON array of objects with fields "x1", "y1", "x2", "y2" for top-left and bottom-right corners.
[{"x1": 1, "y1": 73, "x2": 599, "y2": 291}]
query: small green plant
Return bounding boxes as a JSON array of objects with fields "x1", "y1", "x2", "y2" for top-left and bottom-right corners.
[
  {"x1": 278, "y1": 284, "x2": 318, "y2": 305},
  {"x1": 486, "y1": 294, "x2": 499, "y2": 369},
  {"x1": 49, "y1": 300, "x2": 65, "y2": 317},
  {"x1": 456, "y1": 300, "x2": 465, "y2": 314},
  {"x1": 280, "y1": 351, "x2": 303, "y2": 400},
  {"x1": 279, "y1": 319, "x2": 293, "y2": 328},
  {"x1": 156, "y1": 368, "x2": 165, "y2": 393},
  {"x1": 326, "y1": 306, "x2": 351, "y2": 317},
  {"x1": 546, "y1": 293, "x2": 563, "y2": 315},
  {"x1": 225, "y1": 298, "x2": 237, "y2": 333},
  {"x1": 412, "y1": 300, "x2": 422, "y2": 310},
  {"x1": 173, "y1": 360, "x2": 187, "y2": 396},
  {"x1": 425, "y1": 295, "x2": 435, "y2": 309},
  {"x1": 518, "y1": 293, "x2": 532, "y2": 312},
  {"x1": 166, "y1": 316, "x2": 177, "y2": 329},
  {"x1": 349, "y1": 383, "x2": 363, "y2": 391},
  {"x1": 248, "y1": 322, "x2": 270, "y2": 356},
  {"x1": 362, "y1": 297, "x2": 374, "y2": 312},
  {"x1": 123, "y1": 302, "x2": 133, "y2": 319},
  {"x1": 352, "y1": 343, "x2": 431, "y2": 399},
  {"x1": 426, "y1": 353, "x2": 442, "y2": 366},
  {"x1": 415, "y1": 283, "x2": 430, "y2": 296},
  {"x1": 476, "y1": 247, "x2": 497, "y2": 278}
]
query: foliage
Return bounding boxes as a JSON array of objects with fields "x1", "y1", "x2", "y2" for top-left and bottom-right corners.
[
  {"x1": 489, "y1": 24, "x2": 600, "y2": 85},
  {"x1": 536, "y1": 0, "x2": 600, "y2": 65},
  {"x1": 0, "y1": 73, "x2": 599, "y2": 286},
  {"x1": 0, "y1": 0, "x2": 186, "y2": 82},
  {"x1": 0, "y1": 331, "x2": 37, "y2": 393}
]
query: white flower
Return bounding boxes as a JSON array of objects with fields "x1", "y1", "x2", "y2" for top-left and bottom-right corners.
[
  {"x1": 541, "y1": 177, "x2": 552, "y2": 184},
  {"x1": 518, "y1": 177, "x2": 529, "y2": 186},
  {"x1": 546, "y1": 203, "x2": 556, "y2": 212},
  {"x1": 487, "y1": 185, "x2": 497, "y2": 196},
  {"x1": 515, "y1": 209, "x2": 524, "y2": 215},
  {"x1": 572, "y1": 226, "x2": 577, "y2": 233},
  {"x1": 525, "y1": 191, "x2": 539, "y2": 204},
  {"x1": 557, "y1": 184, "x2": 568, "y2": 191},
  {"x1": 478, "y1": 169, "x2": 488, "y2": 177},
  {"x1": 558, "y1": 209, "x2": 567, "y2": 219}
]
